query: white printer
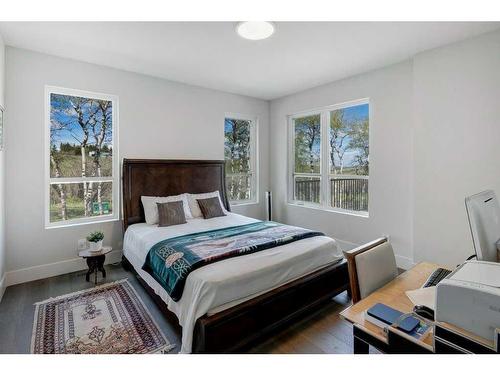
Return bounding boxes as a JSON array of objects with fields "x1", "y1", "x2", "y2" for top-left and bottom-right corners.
[{"x1": 435, "y1": 260, "x2": 500, "y2": 342}]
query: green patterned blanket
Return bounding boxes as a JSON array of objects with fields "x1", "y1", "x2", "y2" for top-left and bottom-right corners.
[{"x1": 142, "y1": 221, "x2": 324, "y2": 301}]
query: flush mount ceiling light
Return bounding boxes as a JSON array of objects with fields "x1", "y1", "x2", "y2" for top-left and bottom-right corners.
[{"x1": 236, "y1": 21, "x2": 275, "y2": 40}]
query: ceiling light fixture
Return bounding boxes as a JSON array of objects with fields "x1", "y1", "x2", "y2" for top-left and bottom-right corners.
[{"x1": 236, "y1": 21, "x2": 275, "y2": 41}]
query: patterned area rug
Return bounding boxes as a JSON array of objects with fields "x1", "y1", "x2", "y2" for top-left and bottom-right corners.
[{"x1": 31, "y1": 279, "x2": 175, "y2": 354}]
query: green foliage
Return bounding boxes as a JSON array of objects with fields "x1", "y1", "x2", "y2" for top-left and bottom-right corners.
[
  {"x1": 224, "y1": 119, "x2": 251, "y2": 174},
  {"x1": 49, "y1": 182, "x2": 113, "y2": 222},
  {"x1": 330, "y1": 109, "x2": 347, "y2": 173},
  {"x1": 58, "y1": 142, "x2": 111, "y2": 155},
  {"x1": 50, "y1": 151, "x2": 113, "y2": 178},
  {"x1": 348, "y1": 119, "x2": 369, "y2": 175},
  {"x1": 86, "y1": 231, "x2": 104, "y2": 243},
  {"x1": 329, "y1": 108, "x2": 369, "y2": 176},
  {"x1": 225, "y1": 119, "x2": 253, "y2": 200},
  {"x1": 294, "y1": 114, "x2": 321, "y2": 173},
  {"x1": 50, "y1": 197, "x2": 87, "y2": 222}
]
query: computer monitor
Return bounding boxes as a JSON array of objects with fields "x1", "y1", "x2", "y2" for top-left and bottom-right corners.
[{"x1": 465, "y1": 190, "x2": 500, "y2": 262}]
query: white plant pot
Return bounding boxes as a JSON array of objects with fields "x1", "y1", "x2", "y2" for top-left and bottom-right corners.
[{"x1": 89, "y1": 240, "x2": 103, "y2": 252}]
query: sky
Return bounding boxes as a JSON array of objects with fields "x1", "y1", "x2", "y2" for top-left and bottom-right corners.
[
  {"x1": 50, "y1": 93, "x2": 113, "y2": 149},
  {"x1": 224, "y1": 117, "x2": 251, "y2": 134},
  {"x1": 342, "y1": 103, "x2": 368, "y2": 123},
  {"x1": 337, "y1": 103, "x2": 369, "y2": 168}
]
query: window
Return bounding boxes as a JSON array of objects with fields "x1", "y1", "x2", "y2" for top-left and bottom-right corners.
[
  {"x1": 289, "y1": 99, "x2": 369, "y2": 215},
  {"x1": 292, "y1": 113, "x2": 321, "y2": 204},
  {"x1": 224, "y1": 114, "x2": 258, "y2": 204},
  {"x1": 46, "y1": 86, "x2": 119, "y2": 227}
]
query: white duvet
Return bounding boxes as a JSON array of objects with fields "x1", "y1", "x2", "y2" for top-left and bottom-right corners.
[{"x1": 123, "y1": 213, "x2": 342, "y2": 353}]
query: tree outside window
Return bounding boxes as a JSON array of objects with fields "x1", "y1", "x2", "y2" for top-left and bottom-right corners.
[
  {"x1": 293, "y1": 114, "x2": 321, "y2": 204},
  {"x1": 224, "y1": 116, "x2": 257, "y2": 203},
  {"x1": 47, "y1": 88, "x2": 118, "y2": 226}
]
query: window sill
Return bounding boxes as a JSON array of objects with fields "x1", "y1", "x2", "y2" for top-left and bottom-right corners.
[
  {"x1": 287, "y1": 201, "x2": 369, "y2": 218},
  {"x1": 45, "y1": 216, "x2": 120, "y2": 230},
  {"x1": 230, "y1": 200, "x2": 259, "y2": 207}
]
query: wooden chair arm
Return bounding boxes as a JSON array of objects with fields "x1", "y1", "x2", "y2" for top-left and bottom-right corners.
[{"x1": 343, "y1": 237, "x2": 388, "y2": 304}]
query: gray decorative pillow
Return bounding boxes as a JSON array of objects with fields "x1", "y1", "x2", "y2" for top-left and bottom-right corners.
[
  {"x1": 197, "y1": 197, "x2": 226, "y2": 219},
  {"x1": 157, "y1": 201, "x2": 187, "y2": 227}
]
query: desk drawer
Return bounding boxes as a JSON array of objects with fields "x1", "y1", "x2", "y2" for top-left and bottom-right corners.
[
  {"x1": 387, "y1": 329, "x2": 433, "y2": 354},
  {"x1": 434, "y1": 325, "x2": 496, "y2": 354},
  {"x1": 434, "y1": 337, "x2": 470, "y2": 354}
]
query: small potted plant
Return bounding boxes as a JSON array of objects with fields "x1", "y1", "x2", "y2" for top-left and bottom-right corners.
[{"x1": 87, "y1": 231, "x2": 104, "y2": 252}]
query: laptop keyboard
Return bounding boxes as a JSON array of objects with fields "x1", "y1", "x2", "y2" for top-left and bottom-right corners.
[{"x1": 422, "y1": 268, "x2": 452, "y2": 288}]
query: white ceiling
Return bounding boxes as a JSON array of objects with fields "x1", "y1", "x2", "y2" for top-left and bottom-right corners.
[{"x1": 0, "y1": 22, "x2": 498, "y2": 100}]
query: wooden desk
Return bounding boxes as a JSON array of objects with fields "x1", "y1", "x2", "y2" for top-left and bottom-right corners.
[{"x1": 340, "y1": 262, "x2": 438, "y2": 353}]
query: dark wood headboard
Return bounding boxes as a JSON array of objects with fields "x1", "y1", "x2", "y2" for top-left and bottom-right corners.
[{"x1": 122, "y1": 159, "x2": 230, "y2": 231}]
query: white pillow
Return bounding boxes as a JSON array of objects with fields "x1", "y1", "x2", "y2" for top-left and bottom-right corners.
[
  {"x1": 141, "y1": 194, "x2": 193, "y2": 225},
  {"x1": 187, "y1": 191, "x2": 228, "y2": 218}
]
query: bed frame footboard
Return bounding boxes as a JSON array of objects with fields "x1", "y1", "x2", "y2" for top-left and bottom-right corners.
[{"x1": 192, "y1": 259, "x2": 348, "y2": 353}]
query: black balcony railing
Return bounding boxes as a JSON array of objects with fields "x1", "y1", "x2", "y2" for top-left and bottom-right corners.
[
  {"x1": 295, "y1": 177, "x2": 321, "y2": 204},
  {"x1": 331, "y1": 176, "x2": 368, "y2": 212},
  {"x1": 294, "y1": 175, "x2": 368, "y2": 212}
]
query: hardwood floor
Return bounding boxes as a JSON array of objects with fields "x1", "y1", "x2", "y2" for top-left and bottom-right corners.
[
  {"x1": 249, "y1": 292, "x2": 379, "y2": 354},
  {"x1": 249, "y1": 293, "x2": 354, "y2": 354},
  {"x1": 0, "y1": 262, "x2": 374, "y2": 354}
]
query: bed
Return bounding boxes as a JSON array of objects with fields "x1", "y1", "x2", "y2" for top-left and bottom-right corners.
[{"x1": 122, "y1": 159, "x2": 349, "y2": 353}]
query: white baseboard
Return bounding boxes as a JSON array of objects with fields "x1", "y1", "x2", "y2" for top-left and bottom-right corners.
[
  {"x1": 0, "y1": 274, "x2": 6, "y2": 303},
  {"x1": 5, "y1": 250, "x2": 123, "y2": 287},
  {"x1": 395, "y1": 255, "x2": 415, "y2": 270}
]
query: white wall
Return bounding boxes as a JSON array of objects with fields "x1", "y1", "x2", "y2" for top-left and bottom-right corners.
[
  {"x1": 270, "y1": 29, "x2": 500, "y2": 269},
  {"x1": 412, "y1": 30, "x2": 500, "y2": 266},
  {"x1": 4, "y1": 28, "x2": 500, "y2": 287},
  {"x1": 0, "y1": 34, "x2": 6, "y2": 299},
  {"x1": 4, "y1": 47, "x2": 269, "y2": 285},
  {"x1": 270, "y1": 61, "x2": 414, "y2": 268}
]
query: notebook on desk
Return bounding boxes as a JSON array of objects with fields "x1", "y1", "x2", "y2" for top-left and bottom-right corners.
[{"x1": 405, "y1": 286, "x2": 436, "y2": 310}]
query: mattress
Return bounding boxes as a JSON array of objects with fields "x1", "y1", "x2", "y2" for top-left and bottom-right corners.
[{"x1": 123, "y1": 213, "x2": 343, "y2": 353}]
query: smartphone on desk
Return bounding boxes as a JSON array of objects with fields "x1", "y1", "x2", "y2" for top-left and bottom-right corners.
[{"x1": 367, "y1": 303, "x2": 420, "y2": 333}]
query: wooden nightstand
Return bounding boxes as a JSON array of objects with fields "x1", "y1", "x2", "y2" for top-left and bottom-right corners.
[{"x1": 79, "y1": 246, "x2": 112, "y2": 285}]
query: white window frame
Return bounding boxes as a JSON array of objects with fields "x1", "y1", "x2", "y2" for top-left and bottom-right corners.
[
  {"x1": 287, "y1": 98, "x2": 369, "y2": 217},
  {"x1": 45, "y1": 86, "x2": 120, "y2": 228},
  {"x1": 224, "y1": 113, "x2": 259, "y2": 206}
]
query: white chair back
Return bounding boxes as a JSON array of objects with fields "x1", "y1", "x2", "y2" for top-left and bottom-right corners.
[{"x1": 355, "y1": 242, "x2": 398, "y2": 299}]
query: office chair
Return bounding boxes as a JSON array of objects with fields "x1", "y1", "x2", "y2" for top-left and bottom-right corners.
[
  {"x1": 465, "y1": 190, "x2": 500, "y2": 262},
  {"x1": 343, "y1": 237, "x2": 399, "y2": 303}
]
